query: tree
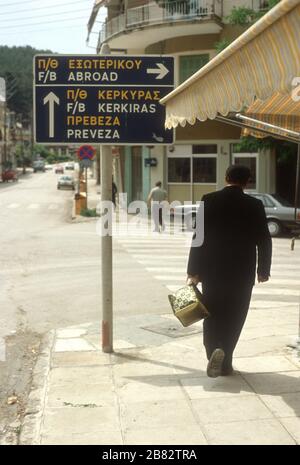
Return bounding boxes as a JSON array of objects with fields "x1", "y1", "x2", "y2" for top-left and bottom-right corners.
[
  {"x1": 0, "y1": 45, "x2": 53, "y2": 119},
  {"x1": 215, "y1": 0, "x2": 281, "y2": 53}
]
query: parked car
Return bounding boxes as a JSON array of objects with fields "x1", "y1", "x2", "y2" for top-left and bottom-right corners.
[
  {"x1": 1, "y1": 169, "x2": 18, "y2": 182},
  {"x1": 172, "y1": 192, "x2": 300, "y2": 237},
  {"x1": 55, "y1": 165, "x2": 64, "y2": 174},
  {"x1": 65, "y1": 162, "x2": 75, "y2": 170},
  {"x1": 33, "y1": 160, "x2": 45, "y2": 172},
  {"x1": 57, "y1": 175, "x2": 75, "y2": 190},
  {"x1": 246, "y1": 192, "x2": 300, "y2": 237},
  {"x1": 45, "y1": 164, "x2": 53, "y2": 170}
]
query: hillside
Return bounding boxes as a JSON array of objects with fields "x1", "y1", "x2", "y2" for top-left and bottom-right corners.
[{"x1": 0, "y1": 45, "x2": 52, "y2": 119}]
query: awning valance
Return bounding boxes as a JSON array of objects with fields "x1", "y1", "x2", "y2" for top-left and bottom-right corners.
[
  {"x1": 160, "y1": 0, "x2": 300, "y2": 129},
  {"x1": 242, "y1": 92, "x2": 300, "y2": 139}
]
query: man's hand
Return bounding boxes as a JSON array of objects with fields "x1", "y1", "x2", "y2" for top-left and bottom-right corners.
[
  {"x1": 187, "y1": 274, "x2": 201, "y2": 285},
  {"x1": 257, "y1": 274, "x2": 269, "y2": 283}
]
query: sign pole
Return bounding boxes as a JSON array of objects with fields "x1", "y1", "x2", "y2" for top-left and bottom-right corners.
[
  {"x1": 100, "y1": 44, "x2": 113, "y2": 353},
  {"x1": 33, "y1": 53, "x2": 174, "y2": 355},
  {"x1": 101, "y1": 145, "x2": 113, "y2": 352},
  {"x1": 85, "y1": 166, "x2": 88, "y2": 205}
]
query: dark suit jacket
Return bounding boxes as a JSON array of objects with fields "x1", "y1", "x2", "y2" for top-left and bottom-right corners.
[{"x1": 187, "y1": 186, "x2": 272, "y2": 286}]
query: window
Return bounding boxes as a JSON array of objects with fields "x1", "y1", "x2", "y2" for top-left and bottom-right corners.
[
  {"x1": 259, "y1": 1, "x2": 270, "y2": 10},
  {"x1": 272, "y1": 194, "x2": 292, "y2": 207},
  {"x1": 168, "y1": 158, "x2": 191, "y2": 183},
  {"x1": 193, "y1": 144, "x2": 217, "y2": 154},
  {"x1": 234, "y1": 156, "x2": 257, "y2": 190},
  {"x1": 262, "y1": 195, "x2": 275, "y2": 208},
  {"x1": 179, "y1": 54, "x2": 209, "y2": 83},
  {"x1": 168, "y1": 146, "x2": 218, "y2": 185},
  {"x1": 193, "y1": 157, "x2": 216, "y2": 183}
]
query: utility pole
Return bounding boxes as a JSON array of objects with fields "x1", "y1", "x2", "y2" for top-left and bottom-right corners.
[
  {"x1": 0, "y1": 78, "x2": 6, "y2": 170},
  {"x1": 19, "y1": 114, "x2": 25, "y2": 174},
  {"x1": 3, "y1": 99, "x2": 7, "y2": 166},
  {"x1": 295, "y1": 144, "x2": 300, "y2": 350},
  {"x1": 100, "y1": 43, "x2": 113, "y2": 353}
]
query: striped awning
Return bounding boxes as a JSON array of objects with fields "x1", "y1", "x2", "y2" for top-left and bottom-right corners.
[
  {"x1": 161, "y1": 0, "x2": 300, "y2": 129},
  {"x1": 242, "y1": 92, "x2": 300, "y2": 138}
]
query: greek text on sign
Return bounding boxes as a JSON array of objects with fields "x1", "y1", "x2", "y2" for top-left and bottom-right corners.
[{"x1": 34, "y1": 55, "x2": 174, "y2": 145}]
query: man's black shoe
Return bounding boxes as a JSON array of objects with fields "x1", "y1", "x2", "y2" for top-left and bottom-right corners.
[{"x1": 206, "y1": 348, "x2": 225, "y2": 378}]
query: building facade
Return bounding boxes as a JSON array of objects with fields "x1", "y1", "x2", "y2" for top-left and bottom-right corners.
[{"x1": 90, "y1": 0, "x2": 276, "y2": 203}]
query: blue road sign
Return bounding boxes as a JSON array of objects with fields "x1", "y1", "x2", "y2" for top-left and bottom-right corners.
[{"x1": 34, "y1": 55, "x2": 174, "y2": 145}]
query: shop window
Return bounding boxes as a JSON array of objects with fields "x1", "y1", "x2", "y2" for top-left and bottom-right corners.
[
  {"x1": 179, "y1": 54, "x2": 209, "y2": 84},
  {"x1": 193, "y1": 157, "x2": 216, "y2": 183},
  {"x1": 168, "y1": 157, "x2": 191, "y2": 183}
]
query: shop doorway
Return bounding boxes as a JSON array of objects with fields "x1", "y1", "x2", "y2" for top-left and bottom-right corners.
[{"x1": 276, "y1": 142, "x2": 298, "y2": 206}]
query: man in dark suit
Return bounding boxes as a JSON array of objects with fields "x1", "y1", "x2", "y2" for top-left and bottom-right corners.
[{"x1": 187, "y1": 165, "x2": 272, "y2": 378}]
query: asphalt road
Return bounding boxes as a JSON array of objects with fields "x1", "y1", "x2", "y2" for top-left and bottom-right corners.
[
  {"x1": 0, "y1": 168, "x2": 77, "y2": 337},
  {"x1": 0, "y1": 169, "x2": 169, "y2": 338},
  {"x1": 1, "y1": 167, "x2": 299, "y2": 443},
  {"x1": 0, "y1": 167, "x2": 171, "y2": 441},
  {"x1": 0, "y1": 169, "x2": 96, "y2": 439}
]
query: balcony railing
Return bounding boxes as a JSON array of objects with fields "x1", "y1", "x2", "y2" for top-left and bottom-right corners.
[{"x1": 99, "y1": 0, "x2": 223, "y2": 45}]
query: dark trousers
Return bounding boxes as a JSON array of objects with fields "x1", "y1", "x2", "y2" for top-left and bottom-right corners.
[
  {"x1": 152, "y1": 204, "x2": 164, "y2": 231},
  {"x1": 202, "y1": 282, "x2": 253, "y2": 369}
]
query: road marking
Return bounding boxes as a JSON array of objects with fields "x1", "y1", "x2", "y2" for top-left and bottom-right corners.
[
  {"x1": 250, "y1": 300, "x2": 299, "y2": 308},
  {"x1": 48, "y1": 204, "x2": 59, "y2": 210},
  {"x1": 118, "y1": 232, "x2": 300, "y2": 306},
  {"x1": 7, "y1": 203, "x2": 20, "y2": 209},
  {"x1": 269, "y1": 264, "x2": 300, "y2": 269},
  {"x1": 252, "y1": 288, "x2": 300, "y2": 296},
  {"x1": 133, "y1": 254, "x2": 188, "y2": 259},
  {"x1": 155, "y1": 275, "x2": 184, "y2": 281},
  {"x1": 119, "y1": 244, "x2": 190, "y2": 248},
  {"x1": 147, "y1": 267, "x2": 186, "y2": 272},
  {"x1": 166, "y1": 285, "x2": 182, "y2": 292},
  {"x1": 263, "y1": 278, "x2": 300, "y2": 285},
  {"x1": 128, "y1": 250, "x2": 187, "y2": 255},
  {"x1": 28, "y1": 203, "x2": 40, "y2": 209}
]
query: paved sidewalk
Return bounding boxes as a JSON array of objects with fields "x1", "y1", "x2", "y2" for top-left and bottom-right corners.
[{"x1": 20, "y1": 305, "x2": 300, "y2": 445}]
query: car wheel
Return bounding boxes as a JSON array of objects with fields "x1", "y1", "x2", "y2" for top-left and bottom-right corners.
[{"x1": 267, "y1": 219, "x2": 282, "y2": 237}]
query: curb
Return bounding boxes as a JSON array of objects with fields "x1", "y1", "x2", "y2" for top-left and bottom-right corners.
[
  {"x1": 71, "y1": 215, "x2": 100, "y2": 223},
  {"x1": 19, "y1": 330, "x2": 55, "y2": 445}
]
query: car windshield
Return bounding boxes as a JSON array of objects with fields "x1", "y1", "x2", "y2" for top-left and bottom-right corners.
[{"x1": 271, "y1": 194, "x2": 293, "y2": 207}]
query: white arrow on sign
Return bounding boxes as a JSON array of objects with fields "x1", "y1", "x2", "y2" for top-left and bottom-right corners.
[
  {"x1": 147, "y1": 63, "x2": 169, "y2": 80},
  {"x1": 43, "y1": 91, "x2": 60, "y2": 138}
]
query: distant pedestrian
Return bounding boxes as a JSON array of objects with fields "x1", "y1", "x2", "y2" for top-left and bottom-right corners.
[
  {"x1": 147, "y1": 181, "x2": 168, "y2": 232},
  {"x1": 187, "y1": 165, "x2": 272, "y2": 377},
  {"x1": 112, "y1": 178, "x2": 117, "y2": 207}
]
